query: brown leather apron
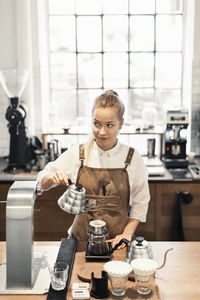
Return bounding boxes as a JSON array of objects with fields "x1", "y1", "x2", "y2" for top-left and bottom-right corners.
[{"x1": 71, "y1": 144, "x2": 134, "y2": 241}]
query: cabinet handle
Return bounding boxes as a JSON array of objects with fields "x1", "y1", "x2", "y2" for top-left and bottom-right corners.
[
  {"x1": 34, "y1": 208, "x2": 41, "y2": 212},
  {"x1": 176, "y1": 191, "x2": 193, "y2": 204},
  {"x1": 0, "y1": 201, "x2": 7, "y2": 203}
]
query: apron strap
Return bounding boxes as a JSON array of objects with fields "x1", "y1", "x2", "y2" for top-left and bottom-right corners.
[
  {"x1": 123, "y1": 147, "x2": 134, "y2": 172},
  {"x1": 79, "y1": 144, "x2": 85, "y2": 170}
]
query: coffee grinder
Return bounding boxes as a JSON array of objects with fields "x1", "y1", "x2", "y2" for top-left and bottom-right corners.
[
  {"x1": 163, "y1": 110, "x2": 189, "y2": 168},
  {"x1": 0, "y1": 69, "x2": 29, "y2": 173}
]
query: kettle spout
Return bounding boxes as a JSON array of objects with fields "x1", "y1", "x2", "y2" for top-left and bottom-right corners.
[{"x1": 157, "y1": 248, "x2": 173, "y2": 270}]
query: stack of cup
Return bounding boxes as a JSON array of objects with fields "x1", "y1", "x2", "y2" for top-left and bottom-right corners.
[{"x1": 131, "y1": 258, "x2": 158, "y2": 295}]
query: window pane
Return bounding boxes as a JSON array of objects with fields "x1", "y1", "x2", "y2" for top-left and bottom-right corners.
[
  {"x1": 130, "y1": 16, "x2": 154, "y2": 51},
  {"x1": 76, "y1": 0, "x2": 102, "y2": 14},
  {"x1": 155, "y1": 53, "x2": 182, "y2": 88},
  {"x1": 128, "y1": 89, "x2": 154, "y2": 123},
  {"x1": 50, "y1": 90, "x2": 77, "y2": 129},
  {"x1": 155, "y1": 89, "x2": 181, "y2": 110},
  {"x1": 115, "y1": 89, "x2": 129, "y2": 120},
  {"x1": 77, "y1": 17, "x2": 101, "y2": 52},
  {"x1": 77, "y1": 89, "x2": 103, "y2": 119},
  {"x1": 103, "y1": 16, "x2": 128, "y2": 51},
  {"x1": 49, "y1": 16, "x2": 75, "y2": 51},
  {"x1": 130, "y1": 0, "x2": 155, "y2": 14},
  {"x1": 103, "y1": 0, "x2": 128, "y2": 14},
  {"x1": 49, "y1": 0, "x2": 75, "y2": 14},
  {"x1": 130, "y1": 53, "x2": 154, "y2": 87},
  {"x1": 156, "y1": 0, "x2": 182, "y2": 13},
  {"x1": 50, "y1": 53, "x2": 76, "y2": 89},
  {"x1": 104, "y1": 53, "x2": 128, "y2": 88},
  {"x1": 78, "y1": 54, "x2": 102, "y2": 88},
  {"x1": 156, "y1": 16, "x2": 182, "y2": 51}
]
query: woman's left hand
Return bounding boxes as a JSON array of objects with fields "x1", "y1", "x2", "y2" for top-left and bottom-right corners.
[{"x1": 107, "y1": 234, "x2": 132, "y2": 249}]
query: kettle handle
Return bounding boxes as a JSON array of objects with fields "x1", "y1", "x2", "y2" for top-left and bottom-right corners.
[
  {"x1": 109, "y1": 238, "x2": 129, "y2": 255},
  {"x1": 68, "y1": 178, "x2": 72, "y2": 185}
]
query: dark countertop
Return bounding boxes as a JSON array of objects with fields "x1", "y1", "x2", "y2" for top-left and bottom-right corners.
[
  {"x1": 0, "y1": 158, "x2": 38, "y2": 182},
  {"x1": 0, "y1": 157, "x2": 173, "y2": 183},
  {"x1": 0, "y1": 157, "x2": 199, "y2": 183}
]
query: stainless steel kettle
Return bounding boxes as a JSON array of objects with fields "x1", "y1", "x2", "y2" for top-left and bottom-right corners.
[
  {"x1": 57, "y1": 179, "x2": 88, "y2": 215},
  {"x1": 126, "y1": 236, "x2": 153, "y2": 264}
]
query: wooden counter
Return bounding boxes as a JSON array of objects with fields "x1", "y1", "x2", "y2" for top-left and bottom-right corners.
[{"x1": 0, "y1": 241, "x2": 200, "y2": 300}]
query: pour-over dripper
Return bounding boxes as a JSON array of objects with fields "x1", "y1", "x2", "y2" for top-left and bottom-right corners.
[{"x1": 0, "y1": 68, "x2": 28, "y2": 99}]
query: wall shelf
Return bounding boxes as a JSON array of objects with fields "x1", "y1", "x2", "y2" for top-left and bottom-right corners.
[{"x1": 42, "y1": 131, "x2": 163, "y2": 159}]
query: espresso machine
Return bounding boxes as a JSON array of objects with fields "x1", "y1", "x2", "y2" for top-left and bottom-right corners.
[
  {"x1": 0, "y1": 69, "x2": 30, "y2": 173},
  {"x1": 163, "y1": 110, "x2": 189, "y2": 169}
]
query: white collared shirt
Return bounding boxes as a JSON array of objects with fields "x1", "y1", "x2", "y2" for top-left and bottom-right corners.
[{"x1": 37, "y1": 140, "x2": 150, "y2": 222}]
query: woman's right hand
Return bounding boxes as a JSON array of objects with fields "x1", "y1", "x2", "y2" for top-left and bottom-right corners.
[
  {"x1": 41, "y1": 171, "x2": 69, "y2": 190},
  {"x1": 50, "y1": 171, "x2": 69, "y2": 186}
]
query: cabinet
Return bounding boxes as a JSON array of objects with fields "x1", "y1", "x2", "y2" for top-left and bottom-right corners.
[
  {"x1": 155, "y1": 182, "x2": 200, "y2": 241},
  {"x1": 135, "y1": 183, "x2": 156, "y2": 241},
  {"x1": 0, "y1": 181, "x2": 200, "y2": 241},
  {"x1": 0, "y1": 183, "x2": 75, "y2": 241},
  {"x1": 34, "y1": 185, "x2": 75, "y2": 240},
  {"x1": 0, "y1": 183, "x2": 11, "y2": 240}
]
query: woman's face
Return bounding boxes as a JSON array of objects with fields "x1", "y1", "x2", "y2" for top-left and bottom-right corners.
[{"x1": 92, "y1": 106, "x2": 124, "y2": 151}]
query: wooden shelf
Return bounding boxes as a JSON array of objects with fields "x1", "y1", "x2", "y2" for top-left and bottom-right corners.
[{"x1": 42, "y1": 131, "x2": 163, "y2": 158}]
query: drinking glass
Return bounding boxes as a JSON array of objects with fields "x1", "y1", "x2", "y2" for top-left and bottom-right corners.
[
  {"x1": 50, "y1": 262, "x2": 69, "y2": 291},
  {"x1": 135, "y1": 274, "x2": 154, "y2": 295},
  {"x1": 109, "y1": 275, "x2": 128, "y2": 296}
]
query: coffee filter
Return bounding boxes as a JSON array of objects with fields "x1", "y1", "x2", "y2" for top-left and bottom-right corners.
[
  {"x1": 131, "y1": 258, "x2": 158, "y2": 279},
  {"x1": 90, "y1": 220, "x2": 106, "y2": 227},
  {"x1": 104, "y1": 261, "x2": 132, "y2": 278}
]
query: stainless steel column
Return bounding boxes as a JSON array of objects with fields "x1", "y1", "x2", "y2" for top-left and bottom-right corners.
[{"x1": 6, "y1": 181, "x2": 37, "y2": 289}]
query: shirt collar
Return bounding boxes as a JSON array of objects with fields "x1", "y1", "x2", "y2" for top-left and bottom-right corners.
[{"x1": 94, "y1": 139, "x2": 120, "y2": 156}]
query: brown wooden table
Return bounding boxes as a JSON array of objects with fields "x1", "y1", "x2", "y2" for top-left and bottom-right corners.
[{"x1": 0, "y1": 241, "x2": 200, "y2": 300}]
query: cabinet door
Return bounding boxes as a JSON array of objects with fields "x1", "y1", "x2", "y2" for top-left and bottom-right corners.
[
  {"x1": 34, "y1": 186, "x2": 75, "y2": 241},
  {"x1": 0, "y1": 183, "x2": 12, "y2": 241},
  {"x1": 155, "y1": 182, "x2": 200, "y2": 241},
  {"x1": 135, "y1": 183, "x2": 156, "y2": 241}
]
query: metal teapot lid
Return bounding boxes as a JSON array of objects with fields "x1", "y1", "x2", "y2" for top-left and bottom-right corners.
[
  {"x1": 132, "y1": 236, "x2": 149, "y2": 249},
  {"x1": 68, "y1": 179, "x2": 85, "y2": 195}
]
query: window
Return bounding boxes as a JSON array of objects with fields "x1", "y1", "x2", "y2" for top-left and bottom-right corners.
[{"x1": 44, "y1": 0, "x2": 183, "y2": 131}]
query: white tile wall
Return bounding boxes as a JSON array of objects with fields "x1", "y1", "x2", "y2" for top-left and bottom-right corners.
[
  {"x1": 0, "y1": 86, "x2": 10, "y2": 157},
  {"x1": 191, "y1": 58, "x2": 200, "y2": 154}
]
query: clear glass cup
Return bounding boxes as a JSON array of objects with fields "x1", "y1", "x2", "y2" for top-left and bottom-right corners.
[
  {"x1": 109, "y1": 275, "x2": 128, "y2": 296},
  {"x1": 135, "y1": 274, "x2": 154, "y2": 295},
  {"x1": 50, "y1": 262, "x2": 69, "y2": 291}
]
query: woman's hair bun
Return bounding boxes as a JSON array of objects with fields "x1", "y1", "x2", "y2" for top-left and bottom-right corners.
[{"x1": 105, "y1": 90, "x2": 119, "y2": 97}]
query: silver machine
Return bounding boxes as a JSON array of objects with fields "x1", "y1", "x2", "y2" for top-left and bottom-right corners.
[
  {"x1": 0, "y1": 181, "x2": 54, "y2": 294},
  {"x1": 163, "y1": 110, "x2": 200, "y2": 180},
  {"x1": 6, "y1": 181, "x2": 37, "y2": 289},
  {"x1": 164, "y1": 109, "x2": 189, "y2": 168}
]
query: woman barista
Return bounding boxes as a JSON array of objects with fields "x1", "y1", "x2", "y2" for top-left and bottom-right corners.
[{"x1": 37, "y1": 90, "x2": 150, "y2": 248}]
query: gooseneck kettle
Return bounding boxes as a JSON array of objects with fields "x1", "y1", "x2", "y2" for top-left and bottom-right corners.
[
  {"x1": 126, "y1": 236, "x2": 153, "y2": 264},
  {"x1": 57, "y1": 179, "x2": 88, "y2": 215}
]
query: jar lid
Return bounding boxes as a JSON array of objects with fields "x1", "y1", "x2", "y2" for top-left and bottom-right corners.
[
  {"x1": 104, "y1": 261, "x2": 132, "y2": 278},
  {"x1": 131, "y1": 258, "x2": 158, "y2": 276}
]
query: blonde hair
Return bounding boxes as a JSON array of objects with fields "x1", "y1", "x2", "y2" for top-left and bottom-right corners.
[{"x1": 92, "y1": 90, "x2": 125, "y2": 120}]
